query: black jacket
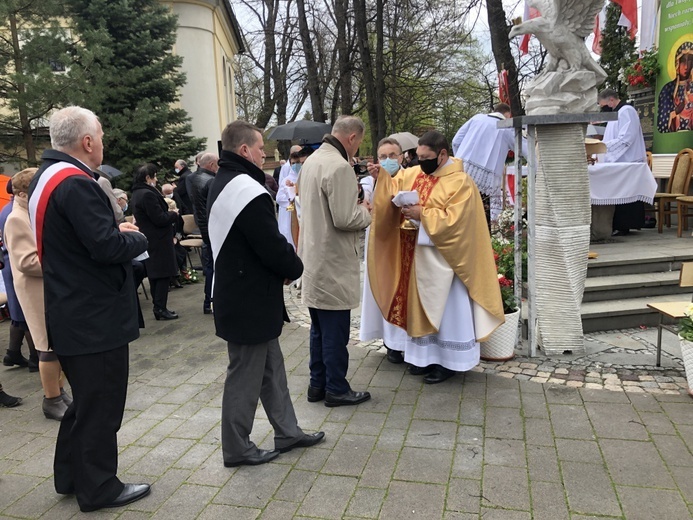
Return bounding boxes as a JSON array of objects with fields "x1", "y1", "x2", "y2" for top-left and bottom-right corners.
[
  {"x1": 208, "y1": 150, "x2": 303, "y2": 344},
  {"x1": 188, "y1": 167, "x2": 215, "y2": 243},
  {"x1": 131, "y1": 183, "x2": 179, "y2": 280},
  {"x1": 28, "y1": 150, "x2": 148, "y2": 356},
  {"x1": 173, "y1": 166, "x2": 193, "y2": 214}
]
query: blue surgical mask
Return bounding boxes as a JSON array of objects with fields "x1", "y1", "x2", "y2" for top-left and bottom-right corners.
[
  {"x1": 291, "y1": 163, "x2": 301, "y2": 174},
  {"x1": 380, "y1": 158, "x2": 400, "y2": 176},
  {"x1": 123, "y1": 203, "x2": 128, "y2": 212}
]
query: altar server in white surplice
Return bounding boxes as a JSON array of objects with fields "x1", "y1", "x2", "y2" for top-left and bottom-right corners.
[
  {"x1": 598, "y1": 88, "x2": 647, "y2": 164},
  {"x1": 276, "y1": 145, "x2": 302, "y2": 250},
  {"x1": 451, "y1": 103, "x2": 527, "y2": 221},
  {"x1": 597, "y1": 89, "x2": 648, "y2": 235}
]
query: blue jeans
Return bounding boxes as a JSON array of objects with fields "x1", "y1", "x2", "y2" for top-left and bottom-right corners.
[
  {"x1": 308, "y1": 308, "x2": 351, "y2": 395},
  {"x1": 202, "y1": 243, "x2": 213, "y2": 306}
]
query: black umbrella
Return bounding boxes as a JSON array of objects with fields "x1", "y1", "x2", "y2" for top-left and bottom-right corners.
[
  {"x1": 266, "y1": 120, "x2": 332, "y2": 144},
  {"x1": 98, "y1": 164, "x2": 124, "y2": 179}
]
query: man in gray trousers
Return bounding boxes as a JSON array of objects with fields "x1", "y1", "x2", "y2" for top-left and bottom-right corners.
[{"x1": 207, "y1": 120, "x2": 325, "y2": 467}]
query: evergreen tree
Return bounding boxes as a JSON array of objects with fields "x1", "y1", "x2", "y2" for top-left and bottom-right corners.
[
  {"x1": 0, "y1": 0, "x2": 81, "y2": 166},
  {"x1": 67, "y1": 0, "x2": 204, "y2": 179},
  {"x1": 598, "y1": 1, "x2": 637, "y2": 98}
]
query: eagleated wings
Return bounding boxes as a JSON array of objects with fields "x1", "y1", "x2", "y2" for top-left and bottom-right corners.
[
  {"x1": 560, "y1": 0, "x2": 605, "y2": 37},
  {"x1": 529, "y1": 0, "x2": 604, "y2": 38}
]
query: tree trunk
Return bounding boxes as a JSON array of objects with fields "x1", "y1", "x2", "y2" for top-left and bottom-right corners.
[
  {"x1": 486, "y1": 0, "x2": 523, "y2": 116},
  {"x1": 297, "y1": 0, "x2": 325, "y2": 122},
  {"x1": 373, "y1": 0, "x2": 386, "y2": 148},
  {"x1": 335, "y1": 0, "x2": 352, "y2": 115},
  {"x1": 10, "y1": 13, "x2": 36, "y2": 165},
  {"x1": 254, "y1": 0, "x2": 279, "y2": 128},
  {"x1": 353, "y1": 0, "x2": 379, "y2": 150}
]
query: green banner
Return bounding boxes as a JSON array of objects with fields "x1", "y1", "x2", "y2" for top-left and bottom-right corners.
[{"x1": 652, "y1": 0, "x2": 693, "y2": 153}]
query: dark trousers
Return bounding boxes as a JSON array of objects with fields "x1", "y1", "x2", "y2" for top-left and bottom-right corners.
[
  {"x1": 221, "y1": 338, "x2": 303, "y2": 463},
  {"x1": 613, "y1": 201, "x2": 645, "y2": 232},
  {"x1": 202, "y1": 243, "x2": 213, "y2": 306},
  {"x1": 55, "y1": 345, "x2": 128, "y2": 512},
  {"x1": 149, "y1": 277, "x2": 169, "y2": 310},
  {"x1": 308, "y1": 308, "x2": 351, "y2": 395}
]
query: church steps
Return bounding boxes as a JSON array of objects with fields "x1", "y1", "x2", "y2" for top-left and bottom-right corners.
[{"x1": 578, "y1": 251, "x2": 693, "y2": 332}]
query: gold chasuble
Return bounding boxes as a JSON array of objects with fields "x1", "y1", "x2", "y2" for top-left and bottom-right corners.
[{"x1": 368, "y1": 159, "x2": 504, "y2": 341}]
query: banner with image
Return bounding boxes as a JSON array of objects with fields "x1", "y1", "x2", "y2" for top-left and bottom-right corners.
[{"x1": 653, "y1": 0, "x2": 693, "y2": 153}]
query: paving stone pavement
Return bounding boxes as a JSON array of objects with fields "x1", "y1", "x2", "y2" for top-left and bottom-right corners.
[{"x1": 1, "y1": 280, "x2": 693, "y2": 519}]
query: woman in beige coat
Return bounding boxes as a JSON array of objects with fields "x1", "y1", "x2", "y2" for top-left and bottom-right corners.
[{"x1": 5, "y1": 168, "x2": 71, "y2": 420}]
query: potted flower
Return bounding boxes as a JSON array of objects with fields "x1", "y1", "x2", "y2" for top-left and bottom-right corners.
[
  {"x1": 623, "y1": 48, "x2": 660, "y2": 89},
  {"x1": 481, "y1": 208, "x2": 524, "y2": 361},
  {"x1": 678, "y1": 304, "x2": 693, "y2": 396}
]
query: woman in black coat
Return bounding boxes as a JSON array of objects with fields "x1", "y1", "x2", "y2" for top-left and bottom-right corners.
[{"x1": 131, "y1": 163, "x2": 180, "y2": 320}]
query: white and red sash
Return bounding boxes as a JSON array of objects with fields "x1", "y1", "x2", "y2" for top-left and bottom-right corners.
[{"x1": 29, "y1": 161, "x2": 93, "y2": 263}]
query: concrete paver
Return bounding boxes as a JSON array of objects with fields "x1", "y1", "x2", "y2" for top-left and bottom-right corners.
[{"x1": 1, "y1": 280, "x2": 693, "y2": 518}]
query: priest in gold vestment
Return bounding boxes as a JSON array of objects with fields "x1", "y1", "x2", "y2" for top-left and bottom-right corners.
[{"x1": 363, "y1": 131, "x2": 504, "y2": 384}]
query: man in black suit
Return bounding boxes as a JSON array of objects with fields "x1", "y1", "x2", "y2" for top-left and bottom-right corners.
[
  {"x1": 208, "y1": 120, "x2": 325, "y2": 467},
  {"x1": 28, "y1": 106, "x2": 150, "y2": 512},
  {"x1": 173, "y1": 159, "x2": 193, "y2": 214}
]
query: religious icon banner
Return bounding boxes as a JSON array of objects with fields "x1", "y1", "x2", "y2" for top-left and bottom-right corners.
[{"x1": 653, "y1": 0, "x2": 693, "y2": 152}]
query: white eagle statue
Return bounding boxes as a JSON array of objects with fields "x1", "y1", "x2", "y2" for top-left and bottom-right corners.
[{"x1": 509, "y1": 0, "x2": 607, "y2": 81}]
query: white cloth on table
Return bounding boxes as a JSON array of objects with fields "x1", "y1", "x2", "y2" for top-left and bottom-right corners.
[
  {"x1": 359, "y1": 224, "x2": 479, "y2": 372},
  {"x1": 588, "y1": 162, "x2": 657, "y2": 205},
  {"x1": 275, "y1": 162, "x2": 296, "y2": 251},
  {"x1": 600, "y1": 104, "x2": 647, "y2": 164}
]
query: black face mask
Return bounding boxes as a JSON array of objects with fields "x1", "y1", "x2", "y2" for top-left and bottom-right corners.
[
  {"x1": 419, "y1": 155, "x2": 440, "y2": 175},
  {"x1": 600, "y1": 105, "x2": 613, "y2": 113}
]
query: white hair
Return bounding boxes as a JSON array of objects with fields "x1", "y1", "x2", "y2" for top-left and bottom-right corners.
[
  {"x1": 50, "y1": 106, "x2": 100, "y2": 151},
  {"x1": 113, "y1": 188, "x2": 128, "y2": 200},
  {"x1": 198, "y1": 153, "x2": 218, "y2": 169},
  {"x1": 332, "y1": 115, "x2": 365, "y2": 138}
]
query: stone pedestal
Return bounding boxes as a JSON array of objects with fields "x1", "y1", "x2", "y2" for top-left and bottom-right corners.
[
  {"x1": 525, "y1": 71, "x2": 600, "y2": 115},
  {"x1": 534, "y1": 124, "x2": 590, "y2": 355}
]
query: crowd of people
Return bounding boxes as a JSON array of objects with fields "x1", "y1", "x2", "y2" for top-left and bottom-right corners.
[{"x1": 0, "y1": 91, "x2": 646, "y2": 511}]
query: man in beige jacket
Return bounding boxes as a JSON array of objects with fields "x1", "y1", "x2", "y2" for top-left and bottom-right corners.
[{"x1": 298, "y1": 115, "x2": 372, "y2": 407}]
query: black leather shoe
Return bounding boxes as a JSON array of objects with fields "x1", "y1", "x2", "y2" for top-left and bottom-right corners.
[
  {"x1": 386, "y1": 348, "x2": 404, "y2": 364},
  {"x1": 409, "y1": 364, "x2": 434, "y2": 376},
  {"x1": 423, "y1": 366, "x2": 456, "y2": 384},
  {"x1": 224, "y1": 449, "x2": 279, "y2": 467},
  {"x1": 100, "y1": 483, "x2": 151, "y2": 509},
  {"x1": 278, "y1": 432, "x2": 325, "y2": 453},
  {"x1": 307, "y1": 386, "x2": 325, "y2": 402},
  {"x1": 153, "y1": 308, "x2": 178, "y2": 321},
  {"x1": 203, "y1": 303, "x2": 213, "y2": 315},
  {"x1": 325, "y1": 390, "x2": 371, "y2": 407},
  {"x1": 3, "y1": 351, "x2": 29, "y2": 367}
]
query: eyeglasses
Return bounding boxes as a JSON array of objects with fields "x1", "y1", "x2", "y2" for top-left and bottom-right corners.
[{"x1": 377, "y1": 153, "x2": 402, "y2": 161}]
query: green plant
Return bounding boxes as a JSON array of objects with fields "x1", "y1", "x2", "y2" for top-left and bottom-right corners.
[
  {"x1": 680, "y1": 303, "x2": 693, "y2": 341},
  {"x1": 624, "y1": 48, "x2": 660, "y2": 88},
  {"x1": 492, "y1": 207, "x2": 526, "y2": 314}
]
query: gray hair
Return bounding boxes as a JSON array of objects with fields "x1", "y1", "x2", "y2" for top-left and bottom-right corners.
[
  {"x1": 175, "y1": 159, "x2": 187, "y2": 169},
  {"x1": 50, "y1": 106, "x2": 100, "y2": 151},
  {"x1": 113, "y1": 188, "x2": 128, "y2": 200},
  {"x1": 598, "y1": 88, "x2": 619, "y2": 101},
  {"x1": 332, "y1": 115, "x2": 365, "y2": 138},
  {"x1": 194, "y1": 152, "x2": 205, "y2": 165},
  {"x1": 198, "y1": 152, "x2": 219, "y2": 169}
]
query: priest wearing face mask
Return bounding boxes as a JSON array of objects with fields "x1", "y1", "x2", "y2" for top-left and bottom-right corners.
[
  {"x1": 360, "y1": 137, "x2": 405, "y2": 363},
  {"x1": 276, "y1": 146, "x2": 310, "y2": 251},
  {"x1": 367, "y1": 131, "x2": 504, "y2": 384}
]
